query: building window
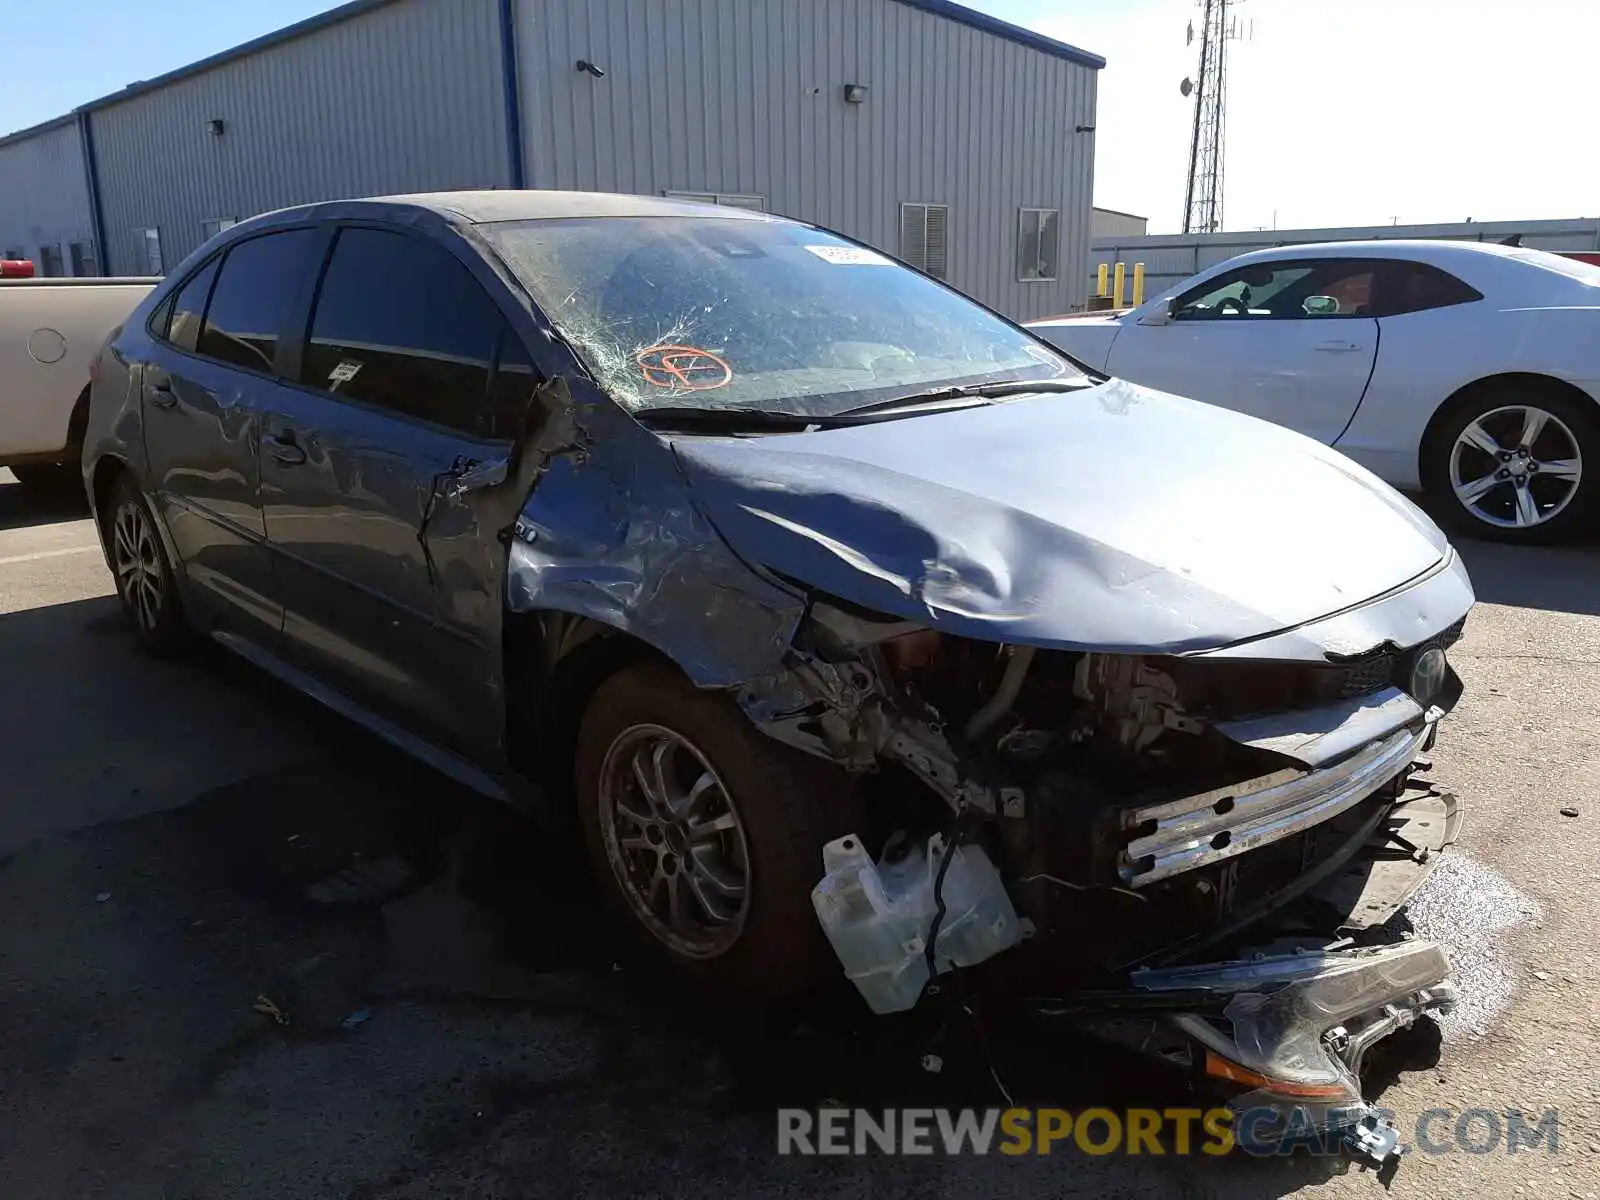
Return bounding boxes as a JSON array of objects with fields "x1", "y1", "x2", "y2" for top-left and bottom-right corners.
[
  {"x1": 38, "y1": 244, "x2": 65, "y2": 277},
  {"x1": 200, "y1": 217, "x2": 238, "y2": 242},
  {"x1": 69, "y1": 242, "x2": 98, "y2": 277},
  {"x1": 900, "y1": 203, "x2": 949, "y2": 279},
  {"x1": 664, "y1": 191, "x2": 766, "y2": 211},
  {"x1": 135, "y1": 228, "x2": 164, "y2": 275},
  {"x1": 1017, "y1": 208, "x2": 1060, "y2": 282}
]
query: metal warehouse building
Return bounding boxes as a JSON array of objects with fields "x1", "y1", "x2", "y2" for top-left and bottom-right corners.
[{"x1": 0, "y1": 0, "x2": 1104, "y2": 320}]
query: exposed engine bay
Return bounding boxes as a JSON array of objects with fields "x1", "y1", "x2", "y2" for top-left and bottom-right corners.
[{"x1": 746, "y1": 597, "x2": 1467, "y2": 1168}]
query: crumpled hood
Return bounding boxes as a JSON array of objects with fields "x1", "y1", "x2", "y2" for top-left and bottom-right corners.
[{"x1": 669, "y1": 379, "x2": 1452, "y2": 655}]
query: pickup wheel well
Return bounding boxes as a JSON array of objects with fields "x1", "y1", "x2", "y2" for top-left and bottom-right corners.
[
  {"x1": 65, "y1": 385, "x2": 91, "y2": 454},
  {"x1": 1418, "y1": 372, "x2": 1596, "y2": 486},
  {"x1": 91, "y1": 455, "x2": 130, "y2": 532}
]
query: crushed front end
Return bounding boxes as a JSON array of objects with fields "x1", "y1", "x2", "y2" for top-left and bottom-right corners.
[{"x1": 747, "y1": 579, "x2": 1470, "y2": 1168}]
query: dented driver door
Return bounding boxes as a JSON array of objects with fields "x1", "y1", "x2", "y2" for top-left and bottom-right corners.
[{"x1": 257, "y1": 223, "x2": 535, "y2": 762}]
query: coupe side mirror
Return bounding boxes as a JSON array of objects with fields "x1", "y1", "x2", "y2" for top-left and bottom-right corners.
[
  {"x1": 1137, "y1": 297, "x2": 1175, "y2": 327},
  {"x1": 1303, "y1": 295, "x2": 1340, "y2": 315}
]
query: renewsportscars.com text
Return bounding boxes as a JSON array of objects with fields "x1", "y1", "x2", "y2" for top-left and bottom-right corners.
[{"x1": 777, "y1": 1106, "x2": 1562, "y2": 1157}]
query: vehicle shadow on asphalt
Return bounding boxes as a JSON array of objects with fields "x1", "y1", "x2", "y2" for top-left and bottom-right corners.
[
  {"x1": 1453, "y1": 538, "x2": 1600, "y2": 616},
  {"x1": 1406, "y1": 489, "x2": 1600, "y2": 617},
  {"x1": 0, "y1": 474, "x2": 89, "y2": 532}
]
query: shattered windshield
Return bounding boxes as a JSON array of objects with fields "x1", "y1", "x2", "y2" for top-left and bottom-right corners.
[{"x1": 483, "y1": 215, "x2": 1084, "y2": 418}]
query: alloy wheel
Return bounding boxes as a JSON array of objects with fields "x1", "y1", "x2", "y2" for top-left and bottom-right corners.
[
  {"x1": 1449, "y1": 404, "x2": 1582, "y2": 531},
  {"x1": 111, "y1": 500, "x2": 165, "y2": 635},
  {"x1": 597, "y1": 724, "x2": 751, "y2": 959}
]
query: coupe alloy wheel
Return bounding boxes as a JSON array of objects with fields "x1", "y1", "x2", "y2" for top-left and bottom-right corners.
[{"x1": 1448, "y1": 403, "x2": 1582, "y2": 531}]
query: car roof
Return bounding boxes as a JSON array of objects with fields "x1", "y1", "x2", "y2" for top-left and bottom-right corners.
[
  {"x1": 1226, "y1": 238, "x2": 1533, "y2": 266},
  {"x1": 307, "y1": 189, "x2": 780, "y2": 225}
]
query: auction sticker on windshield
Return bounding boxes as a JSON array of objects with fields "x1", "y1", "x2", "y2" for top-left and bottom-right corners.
[
  {"x1": 635, "y1": 344, "x2": 733, "y2": 391},
  {"x1": 803, "y1": 245, "x2": 892, "y2": 266}
]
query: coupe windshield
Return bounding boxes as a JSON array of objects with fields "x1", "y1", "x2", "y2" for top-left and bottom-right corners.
[{"x1": 483, "y1": 215, "x2": 1084, "y2": 418}]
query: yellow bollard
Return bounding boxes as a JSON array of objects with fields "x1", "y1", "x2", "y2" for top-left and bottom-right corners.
[
  {"x1": 1096, "y1": 262, "x2": 1109, "y2": 298},
  {"x1": 1113, "y1": 262, "x2": 1126, "y2": 308},
  {"x1": 1132, "y1": 263, "x2": 1146, "y2": 307}
]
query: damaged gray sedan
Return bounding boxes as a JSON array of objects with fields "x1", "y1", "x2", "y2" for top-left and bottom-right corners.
[{"x1": 84, "y1": 191, "x2": 1472, "y2": 1162}]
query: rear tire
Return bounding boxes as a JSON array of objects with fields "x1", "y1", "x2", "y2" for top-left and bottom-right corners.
[
  {"x1": 105, "y1": 474, "x2": 190, "y2": 656},
  {"x1": 1422, "y1": 382, "x2": 1600, "y2": 544},
  {"x1": 574, "y1": 661, "x2": 859, "y2": 999}
]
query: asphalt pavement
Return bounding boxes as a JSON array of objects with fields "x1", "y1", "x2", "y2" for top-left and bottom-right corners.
[{"x1": 1, "y1": 467, "x2": 1598, "y2": 1199}]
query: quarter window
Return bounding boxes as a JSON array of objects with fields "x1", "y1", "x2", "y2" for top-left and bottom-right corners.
[
  {"x1": 900, "y1": 203, "x2": 950, "y2": 279},
  {"x1": 302, "y1": 227, "x2": 521, "y2": 438},
  {"x1": 165, "y1": 257, "x2": 220, "y2": 352},
  {"x1": 1378, "y1": 261, "x2": 1483, "y2": 315},
  {"x1": 197, "y1": 230, "x2": 317, "y2": 374},
  {"x1": 1017, "y1": 208, "x2": 1060, "y2": 282}
]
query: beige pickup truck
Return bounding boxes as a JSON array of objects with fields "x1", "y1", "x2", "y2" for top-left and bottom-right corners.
[{"x1": 1, "y1": 277, "x2": 156, "y2": 490}]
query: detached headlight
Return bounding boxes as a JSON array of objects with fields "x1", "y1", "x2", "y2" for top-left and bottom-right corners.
[{"x1": 1408, "y1": 647, "x2": 1449, "y2": 706}]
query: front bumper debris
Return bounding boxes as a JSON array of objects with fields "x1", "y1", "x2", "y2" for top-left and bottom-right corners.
[
  {"x1": 1148, "y1": 940, "x2": 1456, "y2": 1168},
  {"x1": 1120, "y1": 710, "x2": 1435, "y2": 887},
  {"x1": 1025, "y1": 782, "x2": 1462, "y2": 1170}
]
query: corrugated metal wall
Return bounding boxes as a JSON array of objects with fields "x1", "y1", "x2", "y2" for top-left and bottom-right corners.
[
  {"x1": 1091, "y1": 208, "x2": 1147, "y2": 240},
  {"x1": 90, "y1": 0, "x2": 508, "y2": 276},
  {"x1": 1093, "y1": 217, "x2": 1600, "y2": 304},
  {"x1": 0, "y1": 120, "x2": 96, "y2": 273},
  {"x1": 514, "y1": 0, "x2": 1098, "y2": 319}
]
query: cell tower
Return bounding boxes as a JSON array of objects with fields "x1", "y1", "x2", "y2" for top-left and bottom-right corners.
[{"x1": 1180, "y1": 0, "x2": 1247, "y2": 234}]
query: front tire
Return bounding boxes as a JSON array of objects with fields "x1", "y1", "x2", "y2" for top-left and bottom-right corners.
[
  {"x1": 106, "y1": 475, "x2": 189, "y2": 655},
  {"x1": 1422, "y1": 383, "x2": 1600, "y2": 543},
  {"x1": 574, "y1": 661, "x2": 857, "y2": 998}
]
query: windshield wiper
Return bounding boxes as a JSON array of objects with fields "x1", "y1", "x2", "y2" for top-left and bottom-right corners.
[
  {"x1": 833, "y1": 377, "x2": 1092, "y2": 419},
  {"x1": 634, "y1": 377, "x2": 1094, "y2": 434},
  {"x1": 632, "y1": 406, "x2": 823, "y2": 432}
]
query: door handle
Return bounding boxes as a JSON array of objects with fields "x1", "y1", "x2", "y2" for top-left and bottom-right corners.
[
  {"x1": 149, "y1": 380, "x2": 178, "y2": 409},
  {"x1": 263, "y1": 433, "x2": 307, "y2": 466},
  {"x1": 1314, "y1": 340, "x2": 1362, "y2": 353}
]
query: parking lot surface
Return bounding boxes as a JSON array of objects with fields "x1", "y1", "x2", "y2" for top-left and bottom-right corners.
[{"x1": 2, "y1": 467, "x2": 1598, "y2": 1199}]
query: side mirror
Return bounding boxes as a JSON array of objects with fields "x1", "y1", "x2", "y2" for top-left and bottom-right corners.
[
  {"x1": 1137, "y1": 297, "x2": 1174, "y2": 327},
  {"x1": 1303, "y1": 295, "x2": 1339, "y2": 315}
]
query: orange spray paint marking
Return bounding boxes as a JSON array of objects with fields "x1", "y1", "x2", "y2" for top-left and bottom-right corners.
[{"x1": 635, "y1": 344, "x2": 732, "y2": 391}]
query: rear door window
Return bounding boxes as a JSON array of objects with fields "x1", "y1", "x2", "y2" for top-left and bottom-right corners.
[
  {"x1": 198, "y1": 230, "x2": 318, "y2": 374},
  {"x1": 301, "y1": 227, "x2": 518, "y2": 438}
]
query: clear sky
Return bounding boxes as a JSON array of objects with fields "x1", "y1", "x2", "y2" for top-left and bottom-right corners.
[{"x1": 4, "y1": 0, "x2": 1597, "y2": 235}]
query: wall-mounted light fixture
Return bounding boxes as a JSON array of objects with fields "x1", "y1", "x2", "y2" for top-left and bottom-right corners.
[
  {"x1": 207, "y1": 118, "x2": 226, "y2": 136},
  {"x1": 842, "y1": 83, "x2": 868, "y2": 104},
  {"x1": 576, "y1": 59, "x2": 606, "y2": 78}
]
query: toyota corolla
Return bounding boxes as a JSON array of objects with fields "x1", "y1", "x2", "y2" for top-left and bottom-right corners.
[{"x1": 83, "y1": 192, "x2": 1473, "y2": 1165}]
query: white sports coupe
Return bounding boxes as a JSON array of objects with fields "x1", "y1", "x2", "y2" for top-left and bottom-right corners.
[{"x1": 1029, "y1": 241, "x2": 1600, "y2": 543}]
